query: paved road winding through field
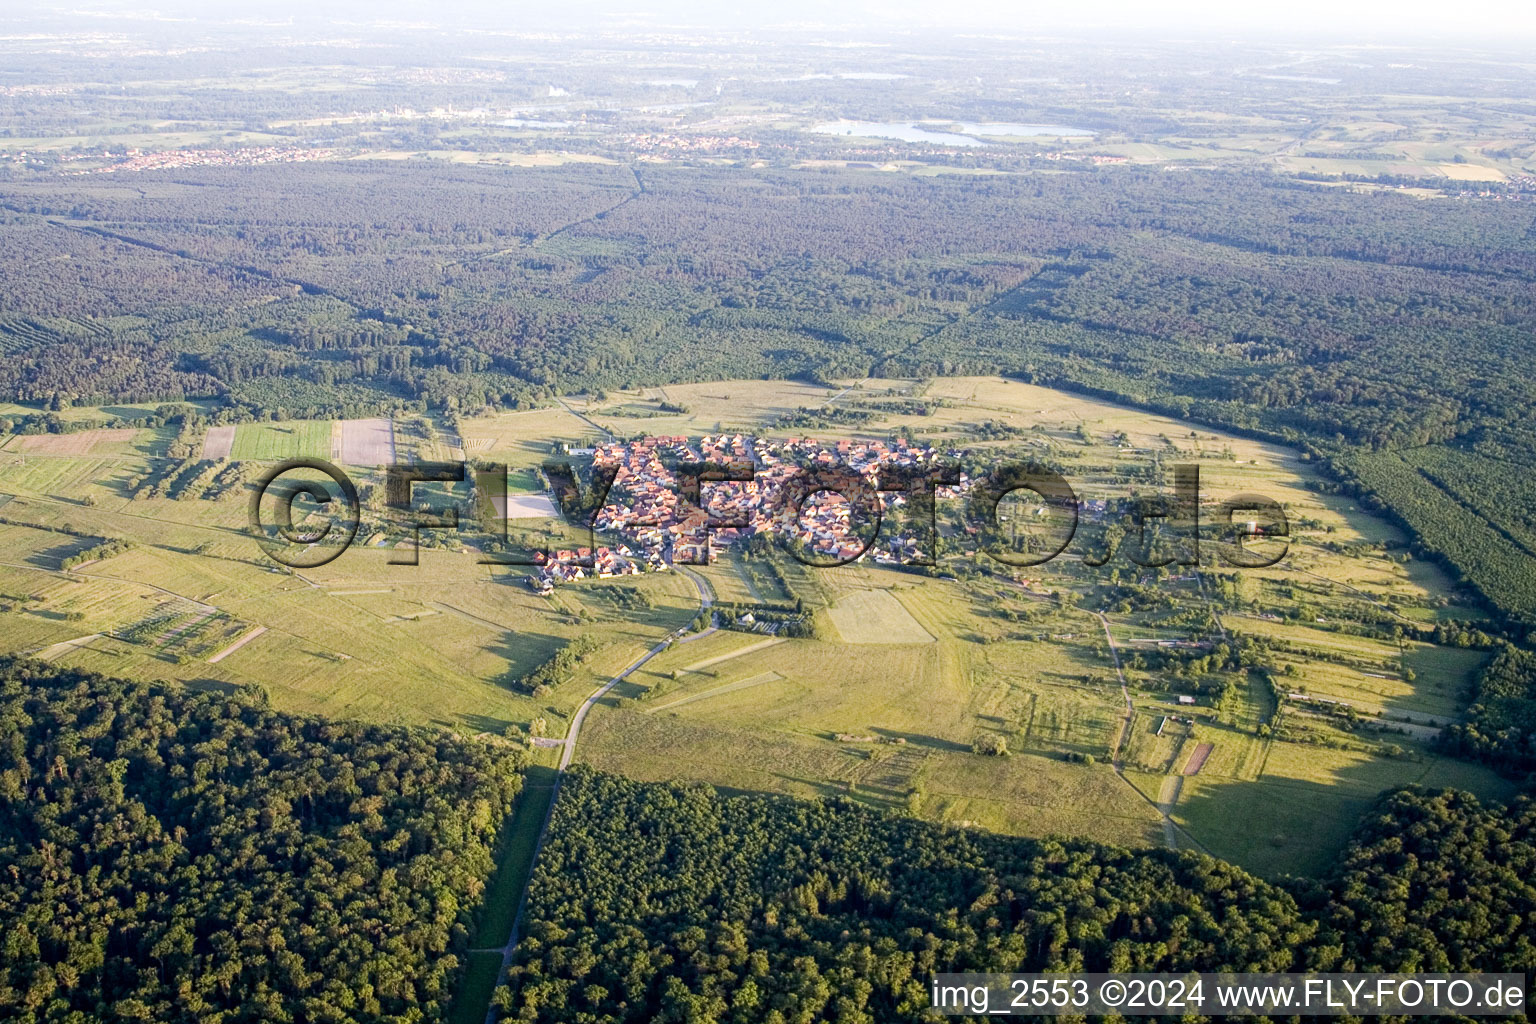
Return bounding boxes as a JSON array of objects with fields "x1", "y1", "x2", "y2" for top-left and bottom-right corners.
[{"x1": 556, "y1": 566, "x2": 715, "y2": 768}]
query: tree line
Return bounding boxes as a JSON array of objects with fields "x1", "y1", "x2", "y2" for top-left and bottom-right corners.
[
  {"x1": 495, "y1": 768, "x2": 1534, "y2": 1023},
  {"x1": 0, "y1": 658, "x2": 525, "y2": 1024}
]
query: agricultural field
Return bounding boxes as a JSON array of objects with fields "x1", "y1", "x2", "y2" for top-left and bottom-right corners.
[
  {"x1": 824, "y1": 587, "x2": 934, "y2": 644},
  {"x1": 335, "y1": 417, "x2": 397, "y2": 466},
  {"x1": 227, "y1": 420, "x2": 335, "y2": 461},
  {"x1": 0, "y1": 377, "x2": 1516, "y2": 876},
  {"x1": 576, "y1": 379, "x2": 843, "y2": 437},
  {"x1": 200, "y1": 424, "x2": 236, "y2": 461},
  {"x1": 7, "y1": 428, "x2": 143, "y2": 457}
]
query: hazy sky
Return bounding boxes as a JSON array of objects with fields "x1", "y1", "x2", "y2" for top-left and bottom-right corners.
[
  {"x1": 26, "y1": 0, "x2": 1536, "y2": 40},
  {"x1": 645, "y1": 0, "x2": 1536, "y2": 38}
]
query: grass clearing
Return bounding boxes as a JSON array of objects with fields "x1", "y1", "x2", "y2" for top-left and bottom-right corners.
[
  {"x1": 1175, "y1": 740, "x2": 1516, "y2": 876},
  {"x1": 447, "y1": 952, "x2": 505, "y2": 1024},
  {"x1": 825, "y1": 587, "x2": 935, "y2": 644},
  {"x1": 921, "y1": 753, "x2": 1162, "y2": 847},
  {"x1": 470, "y1": 767, "x2": 558, "y2": 949},
  {"x1": 456, "y1": 407, "x2": 596, "y2": 468}
]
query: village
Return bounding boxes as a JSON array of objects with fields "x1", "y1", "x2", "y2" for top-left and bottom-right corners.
[
  {"x1": 526, "y1": 433, "x2": 962, "y2": 593},
  {"x1": 64, "y1": 145, "x2": 339, "y2": 175}
]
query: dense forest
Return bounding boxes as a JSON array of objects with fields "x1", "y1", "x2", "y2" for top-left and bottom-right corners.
[
  {"x1": 4, "y1": 164, "x2": 1533, "y2": 452},
  {"x1": 1327, "y1": 451, "x2": 1536, "y2": 630},
  {"x1": 0, "y1": 658, "x2": 525, "y2": 1023},
  {"x1": 497, "y1": 769, "x2": 1534, "y2": 1023},
  {"x1": 1441, "y1": 644, "x2": 1536, "y2": 773}
]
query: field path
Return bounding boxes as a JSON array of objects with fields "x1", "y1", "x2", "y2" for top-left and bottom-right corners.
[
  {"x1": 822, "y1": 377, "x2": 869, "y2": 407},
  {"x1": 554, "y1": 396, "x2": 616, "y2": 443},
  {"x1": 206, "y1": 625, "x2": 268, "y2": 664},
  {"x1": 455, "y1": 164, "x2": 643, "y2": 272},
  {"x1": 645, "y1": 671, "x2": 782, "y2": 713},
  {"x1": 1096, "y1": 611, "x2": 1135, "y2": 765},
  {"x1": 734, "y1": 561, "x2": 765, "y2": 602},
  {"x1": 680, "y1": 636, "x2": 784, "y2": 674},
  {"x1": 1183, "y1": 742, "x2": 1215, "y2": 776},
  {"x1": 1156, "y1": 775, "x2": 1184, "y2": 849},
  {"x1": 1192, "y1": 570, "x2": 1229, "y2": 640},
  {"x1": 431, "y1": 602, "x2": 515, "y2": 633},
  {"x1": 479, "y1": 777, "x2": 559, "y2": 1024},
  {"x1": 3, "y1": 490, "x2": 240, "y2": 545},
  {"x1": 1281, "y1": 560, "x2": 1425, "y2": 626},
  {"x1": 475, "y1": 565, "x2": 714, "y2": 1024},
  {"x1": 557, "y1": 566, "x2": 715, "y2": 770},
  {"x1": 27, "y1": 634, "x2": 103, "y2": 661},
  {"x1": 0, "y1": 558, "x2": 217, "y2": 614},
  {"x1": 1095, "y1": 610, "x2": 1207, "y2": 853}
]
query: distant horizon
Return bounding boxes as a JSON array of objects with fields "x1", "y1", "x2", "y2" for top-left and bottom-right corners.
[{"x1": 10, "y1": 0, "x2": 1536, "y2": 45}]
